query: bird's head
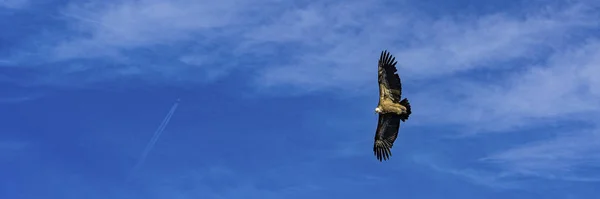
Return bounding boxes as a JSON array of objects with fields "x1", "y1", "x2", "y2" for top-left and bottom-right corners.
[{"x1": 375, "y1": 107, "x2": 382, "y2": 114}]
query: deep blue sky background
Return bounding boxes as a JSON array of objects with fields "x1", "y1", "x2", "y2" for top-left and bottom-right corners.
[{"x1": 2, "y1": 0, "x2": 600, "y2": 198}]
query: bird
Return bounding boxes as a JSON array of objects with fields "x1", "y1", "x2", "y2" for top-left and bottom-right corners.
[{"x1": 373, "y1": 50, "x2": 412, "y2": 162}]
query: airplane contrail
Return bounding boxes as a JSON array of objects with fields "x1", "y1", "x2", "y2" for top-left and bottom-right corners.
[{"x1": 126, "y1": 98, "x2": 180, "y2": 181}]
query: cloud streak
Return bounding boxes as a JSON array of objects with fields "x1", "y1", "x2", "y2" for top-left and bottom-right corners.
[
  {"x1": 413, "y1": 38, "x2": 600, "y2": 185},
  {"x1": 416, "y1": 39, "x2": 600, "y2": 131},
  {"x1": 5, "y1": 1, "x2": 594, "y2": 89},
  {"x1": 253, "y1": 2, "x2": 598, "y2": 91},
  {"x1": 481, "y1": 129, "x2": 600, "y2": 182}
]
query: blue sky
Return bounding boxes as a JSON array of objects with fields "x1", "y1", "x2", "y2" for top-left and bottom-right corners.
[{"x1": 1, "y1": 0, "x2": 600, "y2": 198}]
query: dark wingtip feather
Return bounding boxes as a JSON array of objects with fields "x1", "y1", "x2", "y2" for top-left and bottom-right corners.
[
  {"x1": 379, "y1": 50, "x2": 398, "y2": 70},
  {"x1": 373, "y1": 140, "x2": 392, "y2": 162}
]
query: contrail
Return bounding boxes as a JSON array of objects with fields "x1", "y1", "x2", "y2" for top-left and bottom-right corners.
[{"x1": 126, "y1": 98, "x2": 180, "y2": 181}]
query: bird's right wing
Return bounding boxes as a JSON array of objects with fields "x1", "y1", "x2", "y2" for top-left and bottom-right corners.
[
  {"x1": 377, "y1": 50, "x2": 402, "y2": 103},
  {"x1": 373, "y1": 113, "x2": 401, "y2": 161}
]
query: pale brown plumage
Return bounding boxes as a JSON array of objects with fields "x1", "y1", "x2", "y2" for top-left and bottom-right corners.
[{"x1": 373, "y1": 50, "x2": 412, "y2": 162}]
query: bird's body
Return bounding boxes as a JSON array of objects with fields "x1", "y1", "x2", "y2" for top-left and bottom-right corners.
[
  {"x1": 375, "y1": 97, "x2": 408, "y2": 115},
  {"x1": 373, "y1": 50, "x2": 412, "y2": 162}
]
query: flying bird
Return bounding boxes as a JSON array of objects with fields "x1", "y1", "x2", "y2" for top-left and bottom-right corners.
[{"x1": 373, "y1": 50, "x2": 412, "y2": 162}]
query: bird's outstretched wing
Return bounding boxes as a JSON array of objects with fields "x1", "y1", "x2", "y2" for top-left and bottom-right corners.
[
  {"x1": 378, "y1": 50, "x2": 402, "y2": 103},
  {"x1": 373, "y1": 113, "x2": 401, "y2": 161}
]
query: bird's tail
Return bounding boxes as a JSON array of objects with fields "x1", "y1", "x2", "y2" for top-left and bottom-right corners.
[{"x1": 399, "y1": 98, "x2": 411, "y2": 122}]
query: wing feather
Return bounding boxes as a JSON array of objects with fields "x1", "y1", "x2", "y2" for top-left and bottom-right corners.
[
  {"x1": 378, "y1": 50, "x2": 402, "y2": 103},
  {"x1": 373, "y1": 113, "x2": 401, "y2": 161}
]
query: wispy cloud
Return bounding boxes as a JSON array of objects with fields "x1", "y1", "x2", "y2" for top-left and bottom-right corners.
[
  {"x1": 5, "y1": 0, "x2": 595, "y2": 89},
  {"x1": 253, "y1": 2, "x2": 598, "y2": 91},
  {"x1": 3, "y1": 0, "x2": 286, "y2": 86},
  {"x1": 416, "y1": 39, "x2": 600, "y2": 132},
  {"x1": 52, "y1": 0, "x2": 265, "y2": 60},
  {"x1": 414, "y1": 37, "x2": 600, "y2": 185},
  {"x1": 481, "y1": 129, "x2": 600, "y2": 181}
]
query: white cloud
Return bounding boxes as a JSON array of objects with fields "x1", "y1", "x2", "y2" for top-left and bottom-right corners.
[
  {"x1": 413, "y1": 38, "x2": 600, "y2": 182},
  {"x1": 410, "y1": 152, "x2": 525, "y2": 189},
  {"x1": 408, "y1": 38, "x2": 600, "y2": 183},
  {"x1": 481, "y1": 130, "x2": 600, "y2": 181},
  {"x1": 53, "y1": 0, "x2": 247, "y2": 60},
  {"x1": 414, "y1": 39, "x2": 600, "y2": 132},
  {"x1": 4, "y1": 0, "x2": 595, "y2": 93},
  {"x1": 249, "y1": 2, "x2": 598, "y2": 91}
]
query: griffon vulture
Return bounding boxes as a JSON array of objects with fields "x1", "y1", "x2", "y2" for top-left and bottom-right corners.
[{"x1": 373, "y1": 50, "x2": 412, "y2": 162}]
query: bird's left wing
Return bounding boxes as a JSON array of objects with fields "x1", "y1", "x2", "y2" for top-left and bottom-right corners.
[{"x1": 373, "y1": 113, "x2": 401, "y2": 161}]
